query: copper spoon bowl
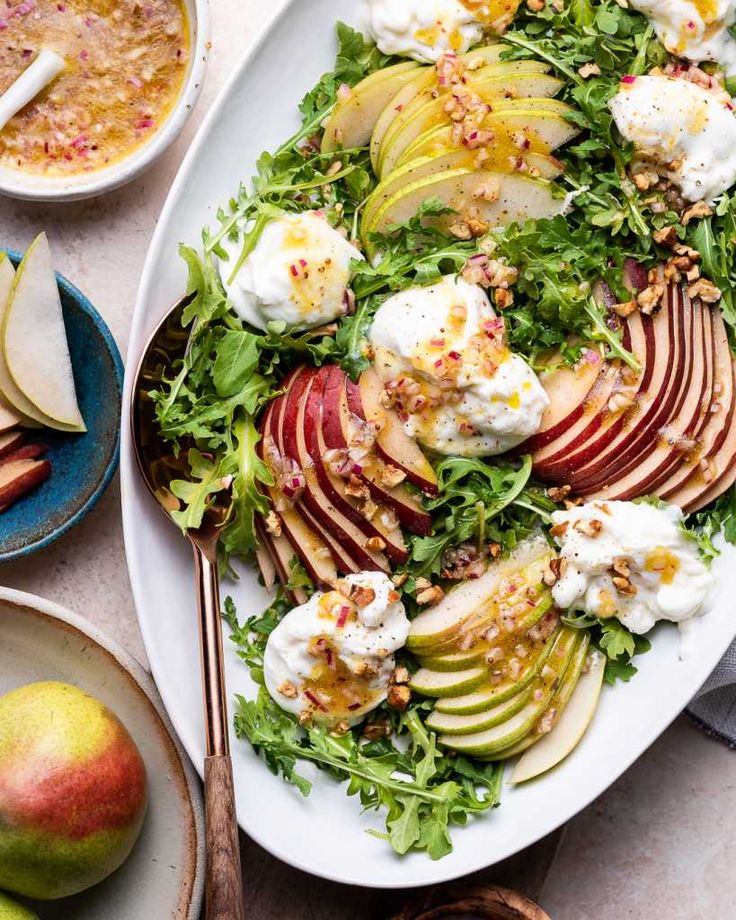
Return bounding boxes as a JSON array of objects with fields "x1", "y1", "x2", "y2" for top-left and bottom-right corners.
[{"x1": 130, "y1": 293, "x2": 245, "y2": 920}]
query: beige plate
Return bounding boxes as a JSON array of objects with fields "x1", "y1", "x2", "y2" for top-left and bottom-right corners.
[{"x1": 0, "y1": 587, "x2": 205, "y2": 919}]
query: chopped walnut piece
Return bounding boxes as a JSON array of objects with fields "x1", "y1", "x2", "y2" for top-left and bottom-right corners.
[
  {"x1": 391, "y1": 666, "x2": 410, "y2": 685},
  {"x1": 653, "y1": 225, "x2": 678, "y2": 248},
  {"x1": 542, "y1": 557, "x2": 561, "y2": 587},
  {"x1": 495, "y1": 288, "x2": 514, "y2": 310},
  {"x1": 550, "y1": 521, "x2": 569, "y2": 539},
  {"x1": 330, "y1": 720, "x2": 350, "y2": 736},
  {"x1": 277, "y1": 680, "x2": 298, "y2": 699},
  {"x1": 417, "y1": 585, "x2": 445, "y2": 606},
  {"x1": 681, "y1": 201, "x2": 713, "y2": 225},
  {"x1": 449, "y1": 220, "x2": 473, "y2": 240},
  {"x1": 612, "y1": 575, "x2": 638, "y2": 597},
  {"x1": 298, "y1": 710, "x2": 313, "y2": 726},
  {"x1": 392, "y1": 572, "x2": 409, "y2": 588},
  {"x1": 387, "y1": 684, "x2": 412, "y2": 711},
  {"x1": 379, "y1": 464, "x2": 406, "y2": 488},
  {"x1": 345, "y1": 475, "x2": 370, "y2": 501},
  {"x1": 347, "y1": 584, "x2": 376, "y2": 608},
  {"x1": 526, "y1": 0, "x2": 545, "y2": 10},
  {"x1": 488, "y1": 542, "x2": 502, "y2": 558},
  {"x1": 578, "y1": 62, "x2": 601, "y2": 79},
  {"x1": 467, "y1": 216, "x2": 489, "y2": 237},
  {"x1": 637, "y1": 283, "x2": 665, "y2": 315},
  {"x1": 633, "y1": 170, "x2": 659, "y2": 191},
  {"x1": 265, "y1": 510, "x2": 282, "y2": 537},
  {"x1": 612, "y1": 300, "x2": 638, "y2": 318},
  {"x1": 366, "y1": 536, "x2": 387, "y2": 553},
  {"x1": 354, "y1": 659, "x2": 380, "y2": 679},
  {"x1": 688, "y1": 277, "x2": 722, "y2": 304},
  {"x1": 473, "y1": 177, "x2": 501, "y2": 202},
  {"x1": 415, "y1": 577, "x2": 432, "y2": 591},
  {"x1": 574, "y1": 518, "x2": 603, "y2": 537},
  {"x1": 612, "y1": 557, "x2": 631, "y2": 579},
  {"x1": 673, "y1": 243, "x2": 700, "y2": 261},
  {"x1": 547, "y1": 484, "x2": 571, "y2": 503},
  {"x1": 363, "y1": 717, "x2": 391, "y2": 740}
]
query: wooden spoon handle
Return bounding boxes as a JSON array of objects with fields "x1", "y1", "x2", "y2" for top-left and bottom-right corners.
[{"x1": 205, "y1": 754, "x2": 245, "y2": 920}]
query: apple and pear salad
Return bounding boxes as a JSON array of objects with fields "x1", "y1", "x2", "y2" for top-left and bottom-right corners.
[{"x1": 148, "y1": 0, "x2": 736, "y2": 858}]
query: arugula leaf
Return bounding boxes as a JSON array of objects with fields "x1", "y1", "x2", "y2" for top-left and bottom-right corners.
[
  {"x1": 563, "y1": 611, "x2": 651, "y2": 684},
  {"x1": 234, "y1": 690, "x2": 502, "y2": 859}
]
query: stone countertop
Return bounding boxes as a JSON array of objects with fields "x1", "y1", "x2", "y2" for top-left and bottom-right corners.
[{"x1": 1, "y1": 2, "x2": 733, "y2": 917}]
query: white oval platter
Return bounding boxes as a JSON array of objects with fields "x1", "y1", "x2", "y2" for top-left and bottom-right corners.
[{"x1": 120, "y1": 0, "x2": 736, "y2": 889}]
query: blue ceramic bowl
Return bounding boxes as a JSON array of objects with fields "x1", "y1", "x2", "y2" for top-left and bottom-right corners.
[{"x1": 0, "y1": 250, "x2": 123, "y2": 562}]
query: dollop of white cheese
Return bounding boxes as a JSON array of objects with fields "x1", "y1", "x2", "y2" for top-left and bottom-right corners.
[
  {"x1": 550, "y1": 500, "x2": 713, "y2": 635},
  {"x1": 629, "y1": 0, "x2": 736, "y2": 75},
  {"x1": 264, "y1": 572, "x2": 410, "y2": 725},
  {"x1": 369, "y1": 274, "x2": 548, "y2": 457},
  {"x1": 365, "y1": 0, "x2": 485, "y2": 63},
  {"x1": 219, "y1": 211, "x2": 363, "y2": 331},
  {"x1": 609, "y1": 74, "x2": 736, "y2": 202}
]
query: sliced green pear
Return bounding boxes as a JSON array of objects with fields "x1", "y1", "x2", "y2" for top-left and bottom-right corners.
[
  {"x1": 378, "y1": 76, "x2": 565, "y2": 177},
  {"x1": 407, "y1": 535, "x2": 552, "y2": 653},
  {"x1": 377, "y1": 60, "x2": 554, "y2": 172},
  {"x1": 421, "y1": 645, "x2": 490, "y2": 672},
  {"x1": 0, "y1": 253, "x2": 53, "y2": 429},
  {"x1": 370, "y1": 45, "x2": 505, "y2": 170},
  {"x1": 363, "y1": 149, "x2": 564, "y2": 230},
  {"x1": 427, "y1": 684, "x2": 533, "y2": 735},
  {"x1": 437, "y1": 628, "x2": 579, "y2": 756},
  {"x1": 2, "y1": 234, "x2": 85, "y2": 432},
  {"x1": 510, "y1": 647, "x2": 605, "y2": 782},
  {"x1": 410, "y1": 665, "x2": 487, "y2": 698},
  {"x1": 435, "y1": 626, "x2": 560, "y2": 715},
  {"x1": 398, "y1": 108, "x2": 580, "y2": 167},
  {"x1": 363, "y1": 168, "x2": 564, "y2": 257},
  {"x1": 321, "y1": 61, "x2": 422, "y2": 152}
]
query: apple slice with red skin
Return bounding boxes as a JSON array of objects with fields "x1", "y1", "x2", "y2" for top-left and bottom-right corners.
[
  {"x1": 568, "y1": 285, "x2": 691, "y2": 492},
  {"x1": 267, "y1": 379, "x2": 366, "y2": 577},
  {"x1": 349, "y1": 368, "x2": 438, "y2": 495},
  {"x1": 254, "y1": 517, "x2": 277, "y2": 592},
  {"x1": 320, "y1": 365, "x2": 431, "y2": 536},
  {"x1": 533, "y1": 312, "x2": 651, "y2": 480},
  {"x1": 660, "y1": 308, "x2": 734, "y2": 501},
  {"x1": 276, "y1": 366, "x2": 391, "y2": 571},
  {"x1": 254, "y1": 515, "x2": 310, "y2": 605},
  {"x1": 665, "y1": 362, "x2": 736, "y2": 512},
  {"x1": 531, "y1": 359, "x2": 622, "y2": 477},
  {"x1": 286, "y1": 366, "x2": 400, "y2": 568},
  {"x1": 0, "y1": 457, "x2": 51, "y2": 511},
  {"x1": 0, "y1": 429, "x2": 25, "y2": 460},
  {"x1": 257, "y1": 399, "x2": 338, "y2": 587},
  {"x1": 520, "y1": 350, "x2": 603, "y2": 453},
  {"x1": 0, "y1": 442, "x2": 47, "y2": 464},
  {"x1": 582, "y1": 300, "x2": 709, "y2": 501}
]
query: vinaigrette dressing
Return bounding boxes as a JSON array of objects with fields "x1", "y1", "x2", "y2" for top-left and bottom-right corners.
[{"x1": 0, "y1": 0, "x2": 189, "y2": 175}]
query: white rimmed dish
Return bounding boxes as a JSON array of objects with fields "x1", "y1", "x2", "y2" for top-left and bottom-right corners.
[
  {"x1": 0, "y1": 0, "x2": 210, "y2": 202},
  {"x1": 121, "y1": 0, "x2": 736, "y2": 889},
  {"x1": 0, "y1": 586, "x2": 205, "y2": 919}
]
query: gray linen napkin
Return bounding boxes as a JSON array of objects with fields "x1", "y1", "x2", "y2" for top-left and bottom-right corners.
[{"x1": 687, "y1": 645, "x2": 736, "y2": 747}]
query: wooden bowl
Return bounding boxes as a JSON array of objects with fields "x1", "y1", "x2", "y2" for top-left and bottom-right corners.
[{"x1": 392, "y1": 885, "x2": 552, "y2": 920}]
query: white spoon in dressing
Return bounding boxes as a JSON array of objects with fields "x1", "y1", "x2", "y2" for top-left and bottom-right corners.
[{"x1": 0, "y1": 49, "x2": 64, "y2": 134}]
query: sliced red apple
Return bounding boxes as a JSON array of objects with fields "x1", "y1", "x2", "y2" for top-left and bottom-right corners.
[
  {"x1": 0, "y1": 441, "x2": 47, "y2": 464},
  {"x1": 569, "y1": 285, "x2": 691, "y2": 492},
  {"x1": 665, "y1": 362, "x2": 736, "y2": 512},
  {"x1": 350, "y1": 368, "x2": 438, "y2": 495},
  {"x1": 0, "y1": 429, "x2": 25, "y2": 460},
  {"x1": 276, "y1": 366, "x2": 391, "y2": 572},
  {"x1": 254, "y1": 517, "x2": 277, "y2": 592},
  {"x1": 659, "y1": 308, "x2": 734, "y2": 501},
  {"x1": 583, "y1": 299, "x2": 709, "y2": 501},
  {"x1": 0, "y1": 457, "x2": 51, "y2": 511},
  {"x1": 521, "y1": 350, "x2": 605, "y2": 453},
  {"x1": 533, "y1": 310, "x2": 652, "y2": 480},
  {"x1": 320, "y1": 365, "x2": 431, "y2": 536},
  {"x1": 257, "y1": 399, "x2": 338, "y2": 587}
]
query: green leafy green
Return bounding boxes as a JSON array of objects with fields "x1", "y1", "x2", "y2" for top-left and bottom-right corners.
[{"x1": 563, "y1": 611, "x2": 651, "y2": 685}]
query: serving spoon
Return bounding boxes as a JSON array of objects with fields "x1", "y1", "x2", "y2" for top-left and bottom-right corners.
[
  {"x1": 0, "y1": 49, "x2": 65, "y2": 134},
  {"x1": 130, "y1": 294, "x2": 245, "y2": 920}
]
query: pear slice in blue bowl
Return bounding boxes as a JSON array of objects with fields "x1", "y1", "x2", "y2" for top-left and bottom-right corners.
[{"x1": 0, "y1": 244, "x2": 123, "y2": 562}]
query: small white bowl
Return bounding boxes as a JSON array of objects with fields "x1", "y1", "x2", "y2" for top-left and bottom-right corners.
[{"x1": 0, "y1": 0, "x2": 210, "y2": 202}]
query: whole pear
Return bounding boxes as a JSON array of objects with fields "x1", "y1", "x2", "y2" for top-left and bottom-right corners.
[{"x1": 0, "y1": 682, "x2": 147, "y2": 899}]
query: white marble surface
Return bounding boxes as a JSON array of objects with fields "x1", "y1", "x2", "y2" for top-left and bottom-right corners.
[{"x1": 1, "y1": 2, "x2": 734, "y2": 917}]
